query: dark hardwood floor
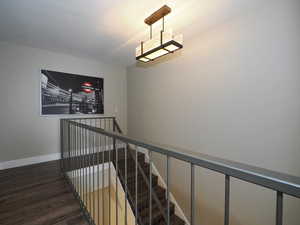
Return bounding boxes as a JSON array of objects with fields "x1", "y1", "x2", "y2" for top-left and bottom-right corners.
[{"x1": 0, "y1": 160, "x2": 89, "y2": 225}]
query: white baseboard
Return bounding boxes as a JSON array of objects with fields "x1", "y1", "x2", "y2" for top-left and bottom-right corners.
[
  {"x1": 0, "y1": 153, "x2": 61, "y2": 170},
  {"x1": 0, "y1": 144, "x2": 118, "y2": 171}
]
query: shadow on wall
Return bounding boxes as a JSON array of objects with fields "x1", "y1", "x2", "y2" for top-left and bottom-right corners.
[{"x1": 197, "y1": 204, "x2": 243, "y2": 225}]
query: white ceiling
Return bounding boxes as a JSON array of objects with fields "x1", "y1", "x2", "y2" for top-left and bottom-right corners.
[{"x1": 0, "y1": 0, "x2": 270, "y2": 66}]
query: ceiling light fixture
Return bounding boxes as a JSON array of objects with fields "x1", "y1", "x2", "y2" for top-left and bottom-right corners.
[{"x1": 136, "y1": 5, "x2": 183, "y2": 63}]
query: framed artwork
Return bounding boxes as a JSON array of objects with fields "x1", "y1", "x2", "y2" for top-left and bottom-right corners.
[{"x1": 40, "y1": 69, "x2": 104, "y2": 115}]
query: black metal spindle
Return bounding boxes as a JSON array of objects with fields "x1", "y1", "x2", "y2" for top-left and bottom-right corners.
[
  {"x1": 89, "y1": 129, "x2": 92, "y2": 213},
  {"x1": 106, "y1": 118, "x2": 112, "y2": 225},
  {"x1": 115, "y1": 138, "x2": 119, "y2": 225},
  {"x1": 135, "y1": 146, "x2": 138, "y2": 225},
  {"x1": 76, "y1": 124, "x2": 79, "y2": 193},
  {"x1": 149, "y1": 150, "x2": 153, "y2": 225},
  {"x1": 166, "y1": 156, "x2": 170, "y2": 225},
  {"x1": 125, "y1": 143, "x2": 128, "y2": 225},
  {"x1": 102, "y1": 133, "x2": 105, "y2": 225},
  {"x1": 224, "y1": 175, "x2": 230, "y2": 225},
  {"x1": 84, "y1": 119, "x2": 87, "y2": 207},
  {"x1": 71, "y1": 124, "x2": 74, "y2": 185},
  {"x1": 108, "y1": 136, "x2": 111, "y2": 225},
  {"x1": 67, "y1": 123, "x2": 70, "y2": 177},
  {"x1": 191, "y1": 164, "x2": 195, "y2": 225},
  {"x1": 74, "y1": 123, "x2": 76, "y2": 190},
  {"x1": 60, "y1": 119, "x2": 64, "y2": 172},
  {"x1": 97, "y1": 120, "x2": 100, "y2": 225},
  {"x1": 276, "y1": 191, "x2": 283, "y2": 225},
  {"x1": 73, "y1": 124, "x2": 75, "y2": 185},
  {"x1": 80, "y1": 120, "x2": 83, "y2": 206},
  {"x1": 85, "y1": 120, "x2": 88, "y2": 211},
  {"x1": 69, "y1": 123, "x2": 72, "y2": 181},
  {"x1": 92, "y1": 125, "x2": 95, "y2": 221}
]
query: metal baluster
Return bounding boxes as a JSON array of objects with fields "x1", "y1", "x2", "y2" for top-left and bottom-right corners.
[
  {"x1": 65, "y1": 120, "x2": 67, "y2": 173},
  {"x1": 85, "y1": 120, "x2": 88, "y2": 210},
  {"x1": 86, "y1": 121, "x2": 90, "y2": 211},
  {"x1": 61, "y1": 119, "x2": 65, "y2": 174},
  {"x1": 70, "y1": 123, "x2": 72, "y2": 182},
  {"x1": 191, "y1": 164, "x2": 195, "y2": 225},
  {"x1": 102, "y1": 133, "x2": 105, "y2": 225},
  {"x1": 97, "y1": 120, "x2": 100, "y2": 225},
  {"x1": 69, "y1": 122, "x2": 71, "y2": 173},
  {"x1": 115, "y1": 138, "x2": 119, "y2": 225},
  {"x1": 276, "y1": 192, "x2": 283, "y2": 225},
  {"x1": 224, "y1": 175, "x2": 230, "y2": 225},
  {"x1": 69, "y1": 123, "x2": 71, "y2": 180},
  {"x1": 60, "y1": 120, "x2": 63, "y2": 172},
  {"x1": 80, "y1": 122, "x2": 82, "y2": 199},
  {"x1": 83, "y1": 120, "x2": 86, "y2": 207},
  {"x1": 74, "y1": 123, "x2": 76, "y2": 191},
  {"x1": 108, "y1": 134, "x2": 111, "y2": 225},
  {"x1": 73, "y1": 123, "x2": 75, "y2": 186},
  {"x1": 89, "y1": 119, "x2": 93, "y2": 216},
  {"x1": 71, "y1": 124, "x2": 74, "y2": 185},
  {"x1": 69, "y1": 123, "x2": 71, "y2": 181},
  {"x1": 167, "y1": 156, "x2": 170, "y2": 225},
  {"x1": 89, "y1": 129, "x2": 92, "y2": 213},
  {"x1": 109, "y1": 119, "x2": 113, "y2": 225},
  {"x1": 149, "y1": 150, "x2": 153, "y2": 225},
  {"x1": 68, "y1": 122, "x2": 70, "y2": 176},
  {"x1": 73, "y1": 123, "x2": 76, "y2": 191},
  {"x1": 76, "y1": 122, "x2": 79, "y2": 198},
  {"x1": 65, "y1": 120, "x2": 67, "y2": 174},
  {"x1": 98, "y1": 119, "x2": 104, "y2": 225},
  {"x1": 80, "y1": 120, "x2": 83, "y2": 206},
  {"x1": 135, "y1": 146, "x2": 138, "y2": 225},
  {"x1": 78, "y1": 123, "x2": 81, "y2": 196},
  {"x1": 125, "y1": 143, "x2": 128, "y2": 225},
  {"x1": 76, "y1": 124, "x2": 78, "y2": 194},
  {"x1": 92, "y1": 119, "x2": 96, "y2": 221}
]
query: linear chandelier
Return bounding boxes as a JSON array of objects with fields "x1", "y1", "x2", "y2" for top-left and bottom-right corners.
[{"x1": 136, "y1": 5, "x2": 183, "y2": 63}]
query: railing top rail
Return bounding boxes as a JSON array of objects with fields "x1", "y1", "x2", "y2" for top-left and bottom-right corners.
[
  {"x1": 63, "y1": 116, "x2": 115, "y2": 121},
  {"x1": 66, "y1": 119, "x2": 300, "y2": 198}
]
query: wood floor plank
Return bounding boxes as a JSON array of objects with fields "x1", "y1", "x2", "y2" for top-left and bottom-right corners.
[{"x1": 0, "y1": 160, "x2": 88, "y2": 225}]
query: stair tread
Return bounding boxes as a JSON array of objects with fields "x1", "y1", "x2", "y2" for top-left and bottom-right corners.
[
  {"x1": 159, "y1": 214, "x2": 186, "y2": 225},
  {"x1": 140, "y1": 201, "x2": 175, "y2": 223}
]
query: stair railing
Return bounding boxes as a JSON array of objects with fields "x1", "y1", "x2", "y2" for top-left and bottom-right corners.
[
  {"x1": 61, "y1": 117, "x2": 300, "y2": 225},
  {"x1": 112, "y1": 119, "x2": 170, "y2": 225}
]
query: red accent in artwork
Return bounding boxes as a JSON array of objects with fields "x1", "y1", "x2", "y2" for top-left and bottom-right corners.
[{"x1": 82, "y1": 82, "x2": 94, "y2": 93}]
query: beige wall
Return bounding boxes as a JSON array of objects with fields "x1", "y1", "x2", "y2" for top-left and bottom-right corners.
[
  {"x1": 127, "y1": 1, "x2": 300, "y2": 225},
  {"x1": 0, "y1": 41, "x2": 127, "y2": 162},
  {"x1": 85, "y1": 186, "x2": 135, "y2": 225}
]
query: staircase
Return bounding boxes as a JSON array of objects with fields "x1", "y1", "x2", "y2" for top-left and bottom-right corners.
[
  {"x1": 114, "y1": 148, "x2": 185, "y2": 225},
  {"x1": 60, "y1": 117, "x2": 300, "y2": 225},
  {"x1": 0, "y1": 160, "x2": 89, "y2": 225}
]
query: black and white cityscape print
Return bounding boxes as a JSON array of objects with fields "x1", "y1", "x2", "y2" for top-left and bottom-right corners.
[{"x1": 41, "y1": 70, "x2": 104, "y2": 115}]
